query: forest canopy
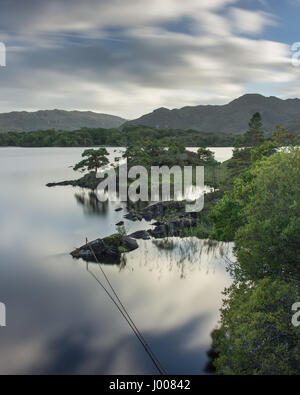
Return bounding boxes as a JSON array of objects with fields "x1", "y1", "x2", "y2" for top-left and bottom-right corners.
[{"x1": 0, "y1": 126, "x2": 239, "y2": 147}]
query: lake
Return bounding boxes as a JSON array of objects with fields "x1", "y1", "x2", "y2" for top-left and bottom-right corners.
[{"x1": 0, "y1": 147, "x2": 234, "y2": 375}]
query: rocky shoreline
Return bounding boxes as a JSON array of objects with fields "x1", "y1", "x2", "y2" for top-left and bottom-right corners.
[
  {"x1": 46, "y1": 171, "x2": 100, "y2": 189},
  {"x1": 48, "y1": 172, "x2": 219, "y2": 262},
  {"x1": 125, "y1": 200, "x2": 202, "y2": 239}
]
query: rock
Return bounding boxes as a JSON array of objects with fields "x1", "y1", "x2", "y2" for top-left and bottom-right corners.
[
  {"x1": 124, "y1": 213, "x2": 138, "y2": 221},
  {"x1": 123, "y1": 236, "x2": 139, "y2": 250},
  {"x1": 143, "y1": 211, "x2": 153, "y2": 221},
  {"x1": 47, "y1": 172, "x2": 99, "y2": 190},
  {"x1": 129, "y1": 230, "x2": 150, "y2": 240},
  {"x1": 71, "y1": 234, "x2": 138, "y2": 264},
  {"x1": 115, "y1": 207, "x2": 123, "y2": 212},
  {"x1": 148, "y1": 224, "x2": 168, "y2": 238},
  {"x1": 46, "y1": 180, "x2": 75, "y2": 187},
  {"x1": 116, "y1": 221, "x2": 124, "y2": 226},
  {"x1": 148, "y1": 217, "x2": 199, "y2": 238},
  {"x1": 137, "y1": 201, "x2": 186, "y2": 222}
]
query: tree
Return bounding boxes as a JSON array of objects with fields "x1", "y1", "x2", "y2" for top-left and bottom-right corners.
[
  {"x1": 210, "y1": 148, "x2": 300, "y2": 375},
  {"x1": 197, "y1": 147, "x2": 216, "y2": 164},
  {"x1": 250, "y1": 140, "x2": 278, "y2": 163},
  {"x1": 238, "y1": 112, "x2": 265, "y2": 148},
  {"x1": 143, "y1": 139, "x2": 166, "y2": 166},
  {"x1": 234, "y1": 149, "x2": 300, "y2": 282},
  {"x1": 122, "y1": 144, "x2": 151, "y2": 169},
  {"x1": 168, "y1": 141, "x2": 186, "y2": 155},
  {"x1": 212, "y1": 278, "x2": 300, "y2": 375},
  {"x1": 227, "y1": 147, "x2": 252, "y2": 180},
  {"x1": 211, "y1": 148, "x2": 300, "y2": 282},
  {"x1": 272, "y1": 125, "x2": 299, "y2": 147},
  {"x1": 73, "y1": 148, "x2": 109, "y2": 173},
  {"x1": 210, "y1": 169, "x2": 255, "y2": 241}
]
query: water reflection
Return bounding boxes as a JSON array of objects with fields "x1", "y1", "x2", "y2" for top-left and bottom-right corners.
[
  {"x1": 119, "y1": 238, "x2": 234, "y2": 279},
  {"x1": 74, "y1": 190, "x2": 109, "y2": 216},
  {"x1": 0, "y1": 147, "x2": 234, "y2": 375}
]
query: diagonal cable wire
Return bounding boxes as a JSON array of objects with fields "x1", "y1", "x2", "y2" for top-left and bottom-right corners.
[{"x1": 85, "y1": 237, "x2": 168, "y2": 375}]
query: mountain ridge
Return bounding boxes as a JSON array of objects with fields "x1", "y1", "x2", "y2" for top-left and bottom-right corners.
[
  {"x1": 122, "y1": 94, "x2": 300, "y2": 134},
  {"x1": 0, "y1": 109, "x2": 126, "y2": 132},
  {"x1": 2, "y1": 94, "x2": 300, "y2": 134}
]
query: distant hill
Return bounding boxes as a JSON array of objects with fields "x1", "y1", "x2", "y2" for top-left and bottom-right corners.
[
  {"x1": 123, "y1": 94, "x2": 300, "y2": 134},
  {"x1": 0, "y1": 110, "x2": 126, "y2": 132}
]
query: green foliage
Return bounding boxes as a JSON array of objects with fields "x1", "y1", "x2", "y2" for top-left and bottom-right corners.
[
  {"x1": 117, "y1": 246, "x2": 128, "y2": 254},
  {"x1": 123, "y1": 139, "x2": 217, "y2": 171},
  {"x1": 251, "y1": 140, "x2": 278, "y2": 163},
  {"x1": 233, "y1": 149, "x2": 300, "y2": 282},
  {"x1": 211, "y1": 148, "x2": 300, "y2": 375},
  {"x1": 0, "y1": 126, "x2": 239, "y2": 147},
  {"x1": 209, "y1": 192, "x2": 243, "y2": 242},
  {"x1": 212, "y1": 149, "x2": 300, "y2": 281},
  {"x1": 227, "y1": 148, "x2": 252, "y2": 180},
  {"x1": 197, "y1": 147, "x2": 217, "y2": 165},
  {"x1": 272, "y1": 125, "x2": 299, "y2": 146},
  {"x1": 123, "y1": 144, "x2": 152, "y2": 169},
  {"x1": 210, "y1": 169, "x2": 255, "y2": 241},
  {"x1": 116, "y1": 225, "x2": 127, "y2": 238},
  {"x1": 73, "y1": 148, "x2": 109, "y2": 173},
  {"x1": 207, "y1": 114, "x2": 300, "y2": 375},
  {"x1": 212, "y1": 279, "x2": 300, "y2": 375},
  {"x1": 237, "y1": 112, "x2": 265, "y2": 148}
]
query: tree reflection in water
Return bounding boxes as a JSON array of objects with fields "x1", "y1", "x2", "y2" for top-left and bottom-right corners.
[
  {"x1": 119, "y1": 238, "x2": 234, "y2": 279},
  {"x1": 74, "y1": 190, "x2": 109, "y2": 216}
]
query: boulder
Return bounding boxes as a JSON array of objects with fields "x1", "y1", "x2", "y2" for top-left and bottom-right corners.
[
  {"x1": 129, "y1": 230, "x2": 151, "y2": 240},
  {"x1": 71, "y1": 234, "x2": 138, "y2": 264},
  {"x1": 124, "y1": 213, "x2": 138, "y2": 221}
]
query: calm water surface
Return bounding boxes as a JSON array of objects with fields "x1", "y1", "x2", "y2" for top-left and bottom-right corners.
[{"x1": 0, "y1": 147, "x2": 233, "y2": 375}]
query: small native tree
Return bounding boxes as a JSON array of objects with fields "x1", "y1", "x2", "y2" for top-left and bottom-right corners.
[
  {"x1": 212, "y1": 279, "x2": 300, "y2": 375},
  {"x1": 250, "y1": 140, "x2": 278, "y2": 163},
  {"x1": 73, "y1": 148, "x2": 109, "y2": 173},
  {"x1": 238, "y1": 112, "x2": 265, "y2": 148},
  {"x1": 272, "y1": 125, "x2": 299, "y2": 146},
  {"x1": 211, "y1": 148, "x2": 300, "y2": 282},
  {"x1": 122, "y1": 144, "x2": 151, "y2": 168},
  {"x1": 197, "y1": 147, "x2": 217, "y2": 164}
]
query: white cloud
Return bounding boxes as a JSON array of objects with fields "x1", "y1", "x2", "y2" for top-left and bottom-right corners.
[
  {"x1": 0, "y1": 0, "x2": 238, "y2": 33},
  {"x1": 230, "y1": 8, "x2": 277, "y2": 35},
  {"x1": 0, "y1": 0, "x2": 298, "y2": 118}
]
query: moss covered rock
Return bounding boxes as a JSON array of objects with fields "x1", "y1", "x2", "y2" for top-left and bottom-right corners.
[{"x1": 71, "y1": 234, "x2": 138, "y2": 264}]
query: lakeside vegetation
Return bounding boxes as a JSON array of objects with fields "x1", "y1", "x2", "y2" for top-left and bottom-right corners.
[
  {"x1": 65, "y1": 114, "x2": 299, "y2": 246},
  {"x1": 105, "y1": 114, "x2": 300, "y2": 374},
  {"x1": 206, "y1": 115, "x2": 300, "y2": 375},
  {"x1": 0, "y1": 125, "x2": 239, "y2": 147},
  {"x1": 46, "y1": 112, "x2": 300, "y2": 375}
]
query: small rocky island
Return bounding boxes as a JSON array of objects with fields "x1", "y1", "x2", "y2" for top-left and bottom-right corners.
[
  {"x1": 47, "y1": 145, "x2": 224, "y2": 263},
  {"x1": 71, "y1": 234, "x2": 138, "y2": 264}
]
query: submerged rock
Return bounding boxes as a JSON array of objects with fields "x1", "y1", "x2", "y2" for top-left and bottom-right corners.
[
  {"x1": 129, "y1": 230, "x2": 151, "y2": 240},
  {"x1": 124, "y1": 212, "x2": 138, "y2": 221},
  {"x1": 71, "y1": 234, "x2": 138, "y2": 264}
]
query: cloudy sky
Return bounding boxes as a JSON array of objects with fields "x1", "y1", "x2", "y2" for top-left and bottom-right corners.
[{"x1": 0, "y1": 0, "x2": 300, "y2": 119}]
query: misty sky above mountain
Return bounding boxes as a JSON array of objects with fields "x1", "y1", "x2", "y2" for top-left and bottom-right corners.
[{"x1": 0, "y1": 0, "x2": 300, "y2": 118}]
